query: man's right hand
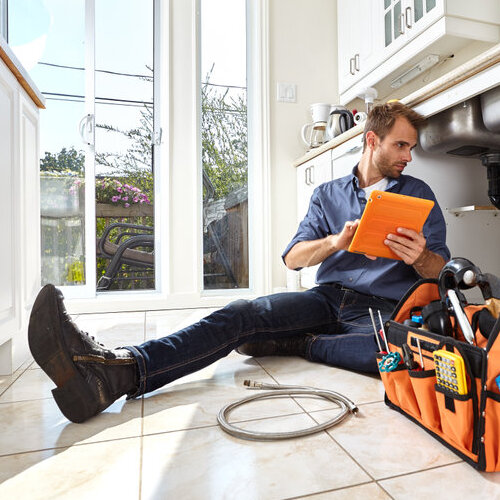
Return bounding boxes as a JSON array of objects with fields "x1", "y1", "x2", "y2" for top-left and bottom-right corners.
[
  {"x1": 336, "y1": 219, "x2": 361, "y2": 250},
  {"x1": 284, "y1": 219, "x2": 366, "y2": 270}
]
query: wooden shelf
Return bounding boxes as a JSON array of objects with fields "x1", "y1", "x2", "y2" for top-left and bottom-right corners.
[{"x1": 448, "y1": 205, "x2": 499, "y2": 215}]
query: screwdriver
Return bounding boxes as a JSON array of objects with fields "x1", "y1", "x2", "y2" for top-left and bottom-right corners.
[{"x1": 369, "y1": 307, "x2": 383, "y2": 352}]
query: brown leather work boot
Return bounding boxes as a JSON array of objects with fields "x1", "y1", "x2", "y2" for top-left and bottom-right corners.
[
  {"x1": 236, "y1": 336, "x2": 309, "y2": 358},
  {"x1": 28, "y1": 284, "x2": 138, "y2": 423}
]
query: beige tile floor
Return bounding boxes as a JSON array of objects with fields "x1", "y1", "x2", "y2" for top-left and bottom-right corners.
[{"x1": 1, "y1": 308, "x2": 500, "y2": 499}]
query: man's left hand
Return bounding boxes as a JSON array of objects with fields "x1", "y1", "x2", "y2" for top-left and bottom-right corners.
[{"x1": 384, "y1": 227, "x2": 425, "y2": 265}]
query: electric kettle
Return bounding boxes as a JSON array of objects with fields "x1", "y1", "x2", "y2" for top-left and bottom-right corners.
[{"x1": 326, "y1": 107, "x2": 355, "y2": 140}]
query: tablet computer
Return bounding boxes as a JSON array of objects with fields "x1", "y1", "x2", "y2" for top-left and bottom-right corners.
[{"x1": 348, "y1": 190, "x2": 434, "y2": 260}]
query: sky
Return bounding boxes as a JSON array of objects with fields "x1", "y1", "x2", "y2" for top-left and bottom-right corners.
[{"x1": 8, "y1": 0, "x2": 247, "y2": 158}]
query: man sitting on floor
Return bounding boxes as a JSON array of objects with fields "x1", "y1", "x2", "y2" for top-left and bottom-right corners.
[{"x1": 28, "y1": 102, "x2": 450, "y2": 423}]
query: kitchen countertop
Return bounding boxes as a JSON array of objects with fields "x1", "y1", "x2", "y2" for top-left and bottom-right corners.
[
  {"x1": 0, "y1": 35, "x2": 45, "y2": 109},
  {"x1": 294, "y1": 42, "x2": 500, "y2": 168}
]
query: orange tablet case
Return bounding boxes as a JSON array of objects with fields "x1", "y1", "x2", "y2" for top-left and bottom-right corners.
[{"x1": 348, "y1": 190, "x2": 434, "y2": 260}]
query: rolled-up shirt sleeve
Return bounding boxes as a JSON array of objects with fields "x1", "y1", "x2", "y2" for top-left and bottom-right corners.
[{"x1": 282, "y1": 187, "x2": 332, "y2": 268}]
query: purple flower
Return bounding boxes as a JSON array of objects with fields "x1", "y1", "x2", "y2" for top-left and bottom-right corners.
[
  {"x1": 122, "y1": 196, "x2": 128, "y2": 201},
  {"x1": 117, "y1": 187, "x2": 123, "y2": 193},
  {"x1": 111, "y1": 196, "x2": 120, "y2": 202},
  {"x1": 124, "y1": 203, "x2": 130, "y2": 208}
]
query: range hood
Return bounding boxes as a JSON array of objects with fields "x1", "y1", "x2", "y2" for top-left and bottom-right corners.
[{"x1": 419, "y1": 86, "x2": 500, "y2": 208}]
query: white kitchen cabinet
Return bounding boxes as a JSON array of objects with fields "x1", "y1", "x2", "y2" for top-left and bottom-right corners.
[
  {"x1": 338, "y1": 0, "x2": 500, "y2": 103},
  {"x1": 296, "y1": 149, "x2": 333, "y2": 289},
  {"x1": 337, "y1": 0, "x2": 382, "y2": 95},
  {"x1": 382, "y1": 0, "x2": 442, "y2": 57},
  {"x1": 331, "y1": 134, "x2": 364, "y2": 179},
  {"x1": 0, "y1": 49, "x2": 42, "y2": 374}
]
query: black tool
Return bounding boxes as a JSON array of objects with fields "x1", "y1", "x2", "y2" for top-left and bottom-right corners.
[{"x1": 402, "y1": 343, "x2": 419, "y2": 370}]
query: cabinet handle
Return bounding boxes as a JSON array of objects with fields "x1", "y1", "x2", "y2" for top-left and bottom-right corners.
[
  {"x1": 304, "y1": 167, "x2": 309, "y2": 186},
  {"x1": 354, "y1": 53, "x2": 360, "y2": 72},
  {"x1": 405, "y1": 7, "x2": 412, "y2": 28},
  {"x1": 349, "y1": 57, "x2": 355, "y2": 75},
  {"x1": 399, "y1": 13, "x2": 405, "y2": 34},
  {"x1": 309, "y1": 165, "x2": 314, "y2": 184}
]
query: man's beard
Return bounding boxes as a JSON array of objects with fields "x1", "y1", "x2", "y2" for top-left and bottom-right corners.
[{"x1": 375, "y1": 151, "x2": 405, "y2": 179}]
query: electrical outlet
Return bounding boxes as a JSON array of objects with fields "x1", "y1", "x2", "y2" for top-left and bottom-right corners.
[{"x1": 277, "y1": 82, "x2": 297, "y2": 103}]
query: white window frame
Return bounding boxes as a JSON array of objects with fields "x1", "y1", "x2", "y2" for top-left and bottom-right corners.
[{"x1": 67, "y1": 0, "x2": 271, "y2": 313}]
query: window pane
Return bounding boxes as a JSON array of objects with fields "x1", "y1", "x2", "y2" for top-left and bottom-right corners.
[
  {"x1": 201, "y1": 0, "x2": 248, "y2": 290},
  {"x1": 393, "y1": 1, "x2": 402, "y2": 40},
  {"x1": 385, "y1": 11, "x2": 392, "y2": 46},
  {"x1": 414, "y1": 0, "x2": 424, "y2": 22},
  {"x1": 95, "y1": 0, "x2": 155, "y2": 291},
  {"x1": 9, "y1": 0, "x2": 87, "y2": 287},
  {"x1": 426, "y1": 0, "x2": 436, "y2": 12}
]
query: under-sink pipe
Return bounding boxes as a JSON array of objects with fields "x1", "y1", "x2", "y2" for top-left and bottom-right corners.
[{"x1": 481, "y1": 152, "x2": 500, "y2": 209}]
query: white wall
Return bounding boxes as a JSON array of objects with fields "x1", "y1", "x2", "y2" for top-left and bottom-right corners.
[{"x1": 268, "y1": 0, "x2": 338, "y2": 290}]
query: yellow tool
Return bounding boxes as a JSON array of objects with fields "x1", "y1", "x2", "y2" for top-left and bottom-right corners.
[{"x1": 433, "y1": 349, "x2": 468, "y2": 395}]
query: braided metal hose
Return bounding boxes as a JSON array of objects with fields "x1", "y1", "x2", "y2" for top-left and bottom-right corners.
[{"x1": 217, "y1": 380, "x2": 358, "y2": 441}]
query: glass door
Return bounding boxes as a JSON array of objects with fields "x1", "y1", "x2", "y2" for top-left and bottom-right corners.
[
  {"x1": 200, "y1": 0, "x2": 249, "y2": 290},
  {"x1": 9, "y1": 0, "x2": 89, "y2": 292},
  {"x1": 8, "y1": 0, "x2": 157, "y2": 297},
  {"x1": 94, "y1": 0, "x2": 155, "y2": 292}
]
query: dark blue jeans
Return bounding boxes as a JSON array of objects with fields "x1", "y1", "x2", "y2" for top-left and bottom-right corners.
[{"x1": 125, "y1": 285, "x2": 398, "y2": 397}]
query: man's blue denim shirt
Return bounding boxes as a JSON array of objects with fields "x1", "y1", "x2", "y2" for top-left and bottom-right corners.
[{"x1": 282, "y1": 167, "x2": 451, "y2": 301}]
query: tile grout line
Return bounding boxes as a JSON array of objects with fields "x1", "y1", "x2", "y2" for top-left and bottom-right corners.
[
  {"x1": 0, "y1": 360, "x2": 35, "y2": 398},
  {"x1": 252, "y1": 359, "x2": 396, "y2": 496},
  {"x1": 279, "y1": 479, "x2": 388, "y2": 500}
]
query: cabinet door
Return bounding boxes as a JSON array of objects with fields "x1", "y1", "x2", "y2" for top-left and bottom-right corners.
[
  {"x1": 382, "y1": 0, "x2": 443, "y2": 61},
  {"x1": 296, "y1": 150, "x2": 332, "y2": 289},
  {"x1": 338, "y1": 0, "x2": 382, "y2": 94},
  {"x1": 0, "y1": 62, "x2": 16, "y2": 347},
  {"x1": 296, "y1": 151, "x2": 333, "y2": 222},
  {"x1": 331, "y1": 135, "x2": 363, "y2": 180}
]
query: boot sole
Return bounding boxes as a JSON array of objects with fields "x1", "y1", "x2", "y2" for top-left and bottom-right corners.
[{"x1": 28, "y1": 284, "x2": 99, "y2": 423}]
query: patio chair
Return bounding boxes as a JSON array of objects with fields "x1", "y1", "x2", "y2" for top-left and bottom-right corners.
[{"x1": 96, "y1": 222, "x2": 154, "y2": 290}]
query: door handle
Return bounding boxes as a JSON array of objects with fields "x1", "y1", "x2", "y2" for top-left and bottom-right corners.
[{"x1": 79, "y1": 114, "x2": 95, "y2": 146}]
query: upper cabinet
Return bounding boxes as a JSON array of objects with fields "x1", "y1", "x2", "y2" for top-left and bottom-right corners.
[
  {"x1": 337, "y1": 0, "x2": 382, "y2": 95},
  {"x1": 337, "y1": 0, "x2": 500, "y2": 104}
]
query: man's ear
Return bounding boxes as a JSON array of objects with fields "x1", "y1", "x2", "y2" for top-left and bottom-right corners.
[{"x1": 365, "y1": 130, "x2": 377, "y2": 150}]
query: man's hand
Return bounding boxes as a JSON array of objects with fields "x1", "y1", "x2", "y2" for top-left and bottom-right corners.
[
  {"x1": 385, "y1": 227, "x2": 446, "y2": 278},
  {"x1": 384, "y1": 227, "x2": 425, "y2": 265},
  {"x1": 284, "y1": 219, "x2": 362, "y2": 270},
  {"x1": 336, "y1": 219, "x2": 361, "y2": 250}
]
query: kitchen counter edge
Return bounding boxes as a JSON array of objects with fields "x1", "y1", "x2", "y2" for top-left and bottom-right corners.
[{"x1": 0, "y1": 35, "x2": 45, "y2": 109}]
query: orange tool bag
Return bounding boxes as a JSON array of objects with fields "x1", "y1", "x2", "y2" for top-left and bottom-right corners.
[{"x1": 378, "y1": 264, "x2": 500, "y2": 472}]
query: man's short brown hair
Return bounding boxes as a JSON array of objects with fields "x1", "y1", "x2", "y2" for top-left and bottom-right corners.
[{"x1": 362, "y1": 101, "x2": 425, "y2": 151}]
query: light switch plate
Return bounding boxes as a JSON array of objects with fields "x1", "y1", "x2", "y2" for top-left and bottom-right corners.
[{"x1": 277, "y1": 82, "x2": 297, "y2": 103}]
